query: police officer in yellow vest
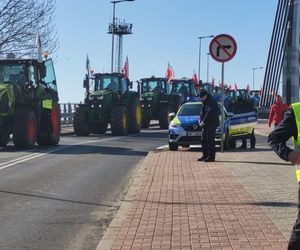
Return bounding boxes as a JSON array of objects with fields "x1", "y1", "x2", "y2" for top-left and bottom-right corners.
[{"x1": 268, "y1": 102, "x2": 300, "y2": 249}]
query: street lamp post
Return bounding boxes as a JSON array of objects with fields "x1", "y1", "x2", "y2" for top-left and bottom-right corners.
[
  {"x1": 110, "y1": 0, "x2": 134, "y2": 73},
  {"x1": 198, "y1": 35, "x2": 214, "y2": 83},
  {"x1": 206, "y1": 53, "x2": 210, "y2": 84},
  {"x1": 252, "y1": 66, "x2": 263, "y2": 90}
]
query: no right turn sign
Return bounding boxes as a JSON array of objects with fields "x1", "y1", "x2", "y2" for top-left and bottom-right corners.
[{"x1": 209, "y1": 34, "x2": 237, "y2": 63}]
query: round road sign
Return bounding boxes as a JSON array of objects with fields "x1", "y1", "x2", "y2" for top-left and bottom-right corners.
[{"x1": 209, "y1": 34, "x2": 237, "y2": 63}]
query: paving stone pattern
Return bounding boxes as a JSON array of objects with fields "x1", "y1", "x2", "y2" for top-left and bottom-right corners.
[
  {"x1": 220, "y1": 141, "x2": 298, "y2": 240},
  {"x1": 111, "y1": 150, "x2": 289, "y2": 249}
]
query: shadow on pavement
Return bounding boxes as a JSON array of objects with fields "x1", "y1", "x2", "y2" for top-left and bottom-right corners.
[
  {"x1": 218, "y1": 160, "x2": 291, "y2": 166},
  {"x1": 0, "y1": 189, "x2": 119, "y2": 208},
  {"x1": 187, "y1": 147, "x2": 273, "y2": 153},
  {"x1": 247, "y1": 201, "x2": 297, "y2": 207},
  {"x1": 124, "y1": 199, "x2": 297, "y2": 208},
  {"x1": 49, "y1": 144, "x2": 148, "y2": 156},
  {"x1": 132, "y1": 131, "x2": 168, "y2": 140}
]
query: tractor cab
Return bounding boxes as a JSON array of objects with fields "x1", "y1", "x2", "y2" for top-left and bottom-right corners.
[
  {"x1": 201, "y1": 83, "x2": 213, "y2": 94},
  {"x1": 0, "y1": 57, "x2": 60, "y2": 149},
  {"x1": 85, "y1": 73, "x2": 130, "y2": 104},
  {"x1": 170, "y1": 78, "x2": 198, "y2": 103},
  {"x1": 94, "y1": 73, "x2": 129, "y2": 93},
  {"x1": 0, "y1": 59, "x2": 58, "y2": 102},
  {"x1": 139, "y1": 77, "x2": 170, "y2": 95}
]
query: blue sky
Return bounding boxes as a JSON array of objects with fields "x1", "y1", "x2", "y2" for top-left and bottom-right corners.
[{"x1": 55, "y1": 0, "x2": 277, "y2": 103}]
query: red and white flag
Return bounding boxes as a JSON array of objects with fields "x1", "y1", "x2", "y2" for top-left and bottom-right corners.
[
  {"x1": 211, "y1": 78, "x2": 215, "y2": 89},
  {"x1": 234, "y1": 83, "x2": 238, "y2": 91},
  {"x1": 227, "y1": 84, "x2": 232, "y2": 90},
  {"x1": 219, "y1": 80, "x2": 223, "y2": 88},
  {"x1": 192, "y1": 70, "x2": 198, "y2": 84},
  {"x1": 123, "y1": 56, "x2": 129, "y2": 79},
  {"x1": 167, "y1": 63, "x2": 174, "y2": 82},
  {"x1": 246, "y1": 83, "x2": 250, "y2": 92}
]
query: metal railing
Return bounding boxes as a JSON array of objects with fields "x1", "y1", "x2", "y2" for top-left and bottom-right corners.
[{"x1": 60, "y1": 103, "x2": 78, "y2": 125}]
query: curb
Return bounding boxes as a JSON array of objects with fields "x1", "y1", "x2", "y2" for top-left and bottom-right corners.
[
  {"x1": 254, "y1": 130, "x2": 269, "y2": 137},
  {"x1": 95, "y1": 151, "x2": 153, "y2": 250}
]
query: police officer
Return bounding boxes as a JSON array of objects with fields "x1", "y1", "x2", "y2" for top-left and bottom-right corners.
[
  {"x1": 268, "y1": 102, "x2": 300, "y2": 249},
  {"x1": 198, "y1": 90, "x2": 220, "y2": 162}
]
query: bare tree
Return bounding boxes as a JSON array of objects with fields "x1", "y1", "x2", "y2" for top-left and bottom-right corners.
[{"x1": 0, "y1": 0, "x2": 58, "y2": 58}]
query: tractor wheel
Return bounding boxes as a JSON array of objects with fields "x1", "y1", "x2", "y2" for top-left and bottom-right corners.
[
  {"x1": 128, "y1": 98, "x2": 142, "y2": 133},
  {"x1": 91, "y1": 122, "x2": 108, "y2": 134},
  {"x1": 73, "y1": 106, "x2": 90, "y2": 136},
  {"x1": 142, "y1": 117, "x2": 150, "y2": 128},
  {"x1": 37, "y1": 102, "x2": 61, "y2": 146},
  {"x1": 159, "y1": 105, "x2": 170, "y2": 129},
  {"x1": 13, "y1": 108, "x2": 37, "y2": 149},
  {"x1": 110, "y1": 105, "x2": 128, "y2": 135}
]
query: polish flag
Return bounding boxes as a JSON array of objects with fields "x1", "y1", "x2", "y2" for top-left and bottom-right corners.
[
  {"x1": 246, "y1": 83, "x2": 250, "y2": 92},
  {"x1": 211, "y1": 78, "x2": 215, "y2": 91},
  {"x1": 123, "y1": 56, "x2": 129, "y2": 79},
  {"x1": 234, "y1": 83, "x2": 238, "y2": 91},
  {"x1": 167, "y1": 63, "x2": 174, "y2": 82},
  {"x1": 227, "y1": 84, "x2": 232, "y2": 90},
  {"x1": 192, "y1": 70, "x2": 198, "y2": 84}
]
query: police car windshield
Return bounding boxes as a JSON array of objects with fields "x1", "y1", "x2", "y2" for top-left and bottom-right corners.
[{"x1": 178, "y1": 104, "x2": 202, "y2": 116}]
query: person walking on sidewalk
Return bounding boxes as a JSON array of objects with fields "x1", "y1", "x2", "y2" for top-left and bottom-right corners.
[
  {"x1": 198, "y1": 90, "x2": 220, "y2": 162},
  {"x1": 268, "y1": 102, "x2": 300, "y2": 249},
  {"x1": 268, "y1": 95, "x2": 288, "y2": 128}
]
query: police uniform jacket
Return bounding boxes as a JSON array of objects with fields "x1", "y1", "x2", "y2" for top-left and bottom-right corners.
[
  {"x1": 268, "y1": 106, "x2": 297, "y2": 161},
  {"x1": 200, "y1": 94, "x2": 220, "y2": 128}
]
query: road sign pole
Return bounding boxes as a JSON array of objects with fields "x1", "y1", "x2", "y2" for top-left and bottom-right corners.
[
  {"x1": 209, "y1": 34, "x2": 237, "y2": 153},
  {"x1": 221, "y1": 62, "x2": 224, "y2": 153}
]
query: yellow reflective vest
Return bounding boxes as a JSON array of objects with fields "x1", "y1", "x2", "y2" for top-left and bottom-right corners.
[{"x1": 291, "y1": 102, "x2": 300, "y2": 181}]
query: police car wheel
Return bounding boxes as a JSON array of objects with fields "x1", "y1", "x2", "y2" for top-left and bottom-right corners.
[
  {"x1": 169, "y1": 142, "x2": 178, "y2": 151},
  {"x1": 250, "y1": 130, "x2": 256, "y2": 148}
]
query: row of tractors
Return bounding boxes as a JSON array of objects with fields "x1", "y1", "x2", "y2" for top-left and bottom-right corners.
[
  {"x1": 201, "y1": 83, "x2": 260, "y2": 114},
  {"x1": 0, "y1": 55, "x2": 259, "y2": 149},
  {"x1": 73, "y1": 75, "x2": 201, "y2": 136},
  {"x1": 0, "y1": 54, "x2": 201, "y2": 150}
]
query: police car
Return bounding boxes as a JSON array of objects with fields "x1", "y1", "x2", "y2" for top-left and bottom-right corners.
[{"x1": 168, "y1": 102, "x2": 257, "y2": 151}]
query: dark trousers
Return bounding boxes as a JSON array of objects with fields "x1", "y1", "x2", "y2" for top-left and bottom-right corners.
[
  {"x1": 288, "y1": 184, "x2": 300, "y2": 249},
  {"x1": 202, "y1": 126, "x2": 216, "y2": 160}
]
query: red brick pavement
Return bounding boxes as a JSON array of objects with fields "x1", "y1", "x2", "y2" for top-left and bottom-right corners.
[{"x1": 110, "y1": 151, "x2": 288, "y2": 250}]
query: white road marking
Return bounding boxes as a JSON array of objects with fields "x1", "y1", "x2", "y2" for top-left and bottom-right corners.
[{"x1": 0, "y1": 136, "x2": 125, "y2": 171}]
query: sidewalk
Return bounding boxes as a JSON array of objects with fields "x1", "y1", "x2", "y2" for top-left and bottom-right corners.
[
  {"x1": 254, "y1": 119, "x2": 273, "y2": 137},
  {"x1": 98, "y1": 140, "x2": 298, "y2": 249}
]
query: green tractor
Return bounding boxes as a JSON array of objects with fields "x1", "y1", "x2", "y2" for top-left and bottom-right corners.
[
  {"x1": 138, "y1": 77, "x2": 181, "y2": 129},
  {"x1": 0, "y1": 58, "x2": 60, "y2": 149},
  {"x1": 73, "y1": 73, "x2": 142, "y2": 136}
]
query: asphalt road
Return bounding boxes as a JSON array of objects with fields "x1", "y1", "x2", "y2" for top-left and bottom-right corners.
[{"x1": 0, "y1": 126, "x2": 167, "y2": 250}]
